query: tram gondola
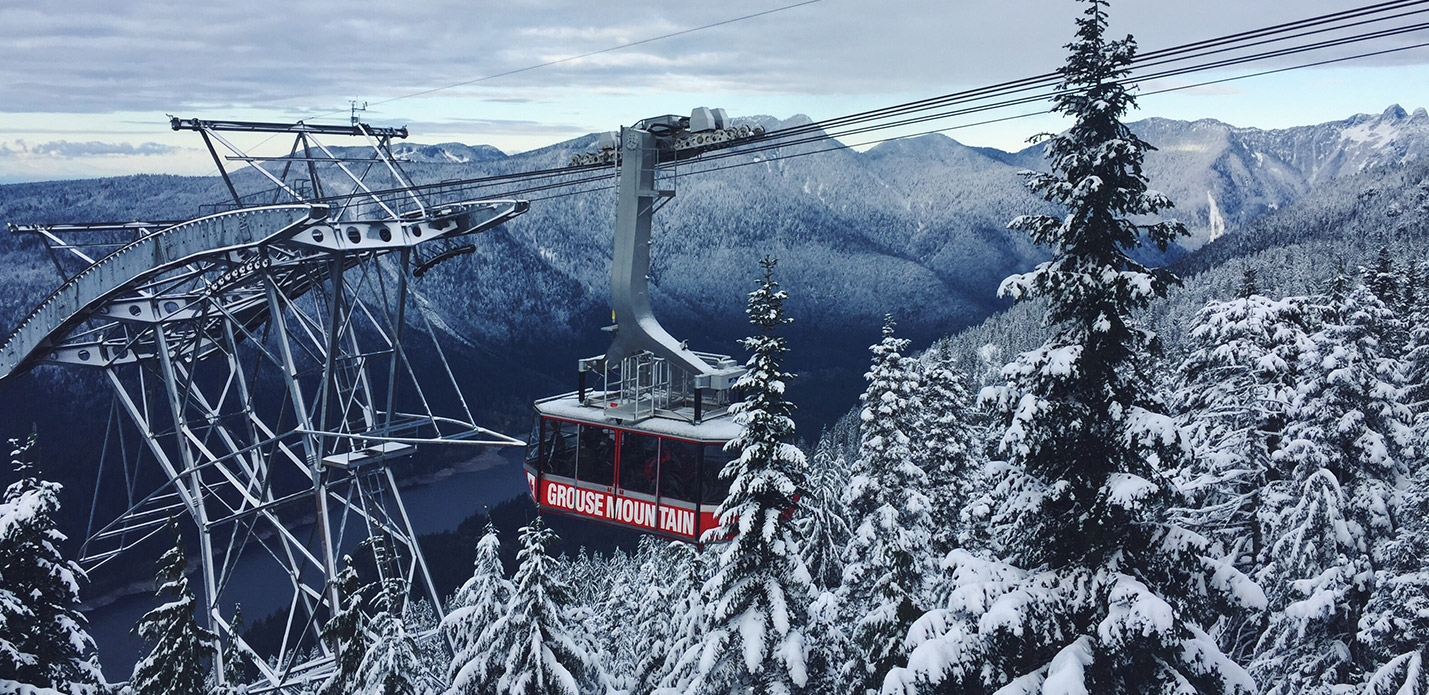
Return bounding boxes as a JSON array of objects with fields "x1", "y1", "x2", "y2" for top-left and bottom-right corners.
[
  {"x1": 524, "y1": 372, "x2": 740, "y2": 543},
  {"x1": 524, "y1": 109, "x2": 758, "y2": 543}
]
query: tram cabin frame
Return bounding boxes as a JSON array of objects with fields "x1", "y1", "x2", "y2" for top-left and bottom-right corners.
[{"x1": 525, "y1": 391, "x2": 740, "y2": 545}]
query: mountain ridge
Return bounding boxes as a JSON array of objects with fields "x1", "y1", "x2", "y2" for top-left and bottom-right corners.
[{"x1": 0, "y1": 105, "x2": 1425, "y2": 433}]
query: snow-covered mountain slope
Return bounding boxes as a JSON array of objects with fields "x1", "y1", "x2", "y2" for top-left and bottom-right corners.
[
  {"x1": 941, "y1": 154, "x2": 1429, "y2": 382},
  {"x1": 388, "y1": 142, "x2": 507, "y2": 164},
  {"x1": 0, "y1": 106, "x2": 1426, "y2": 430},
  {"x1": 1247, "y1": 104, "x2": 1429, "y2": 182},
  {"x1": 1010, "y1": 105, "x2": 1429, "y2": 249}
]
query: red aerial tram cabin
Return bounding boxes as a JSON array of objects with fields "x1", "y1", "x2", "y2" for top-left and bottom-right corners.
[{"x1": 524, "y1": 390, "x2": 740, "y2": 543}]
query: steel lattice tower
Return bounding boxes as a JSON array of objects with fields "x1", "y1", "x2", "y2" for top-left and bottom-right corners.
[{"x1": 0, "y1": 119, "x2": 527, "y2": 692}]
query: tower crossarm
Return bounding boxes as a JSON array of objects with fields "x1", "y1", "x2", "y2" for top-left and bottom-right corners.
[
  {"x1": 0, "y1": 198, "x2": 527, "y2": 382},
  {"x1": 0, "y1": 205, "x2": 324, "y2": 382}
]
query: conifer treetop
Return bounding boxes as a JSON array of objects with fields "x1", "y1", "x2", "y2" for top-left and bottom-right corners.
[
  {"x1": 712, "y1": 255, "x2": 803, "y2": 542},
  {"x1": 492, "y1": 515, "x2": 603, "y2": 695},
  {"x1": 1004, "y1": 0, "x2": 1185, "y2": 333},
  {"x1": 0, "y1": 434, "x2": 103, "y2": 693},
  {"x1": 130, "y1": 523, "x2": 216, "y2": 695}
]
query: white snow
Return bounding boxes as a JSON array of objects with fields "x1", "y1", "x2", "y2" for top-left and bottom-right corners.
[
  {"x1": 1206, "y1": 190, "x2": 1227, "y2": 242},
  {"x1": 1103, "y1": 473, "x2": 1160, "y2": 510},
  {"x1": 1340, "y1": 120, "x2": 1401, "y2": 146},
  {"x1": 1098, "y1": 574, "x2": 1175, "y2": 647},
  {"x1": 1043, "y1": 636, "x2": 1095, "y2": 695}
]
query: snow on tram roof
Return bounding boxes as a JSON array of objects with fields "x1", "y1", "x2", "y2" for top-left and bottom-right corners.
[{"x1": 535, "y1": 392, "x2": 742, "y2": 442}]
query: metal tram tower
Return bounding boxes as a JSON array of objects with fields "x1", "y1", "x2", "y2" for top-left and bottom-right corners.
[{"x1": 0, "y1": 118, "x2": 527, "y2": 691}]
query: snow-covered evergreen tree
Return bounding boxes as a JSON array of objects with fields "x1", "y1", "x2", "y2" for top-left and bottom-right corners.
[
  {"x1": 212, "y1": 604, "x2": 247, "y2": 695},
  {"x1": 1403, "y1": 259, "x2": 1429, "y2": 438},
  {"x1": 406, "y1": 598, "x2": 450, "y2": 695},
  {"x1": 630, "y1": 544, "x2": 705, "y2": 695},
  {"x1": 606, "y1": 541, "x2": 660, "y2": 687},
  {"x1": 443, "y1": 523, "x2": 512, "y2": 695},
  {"x1": 1362, "y1": 249, "x2": 1411, "y2": 358},
  {"x1": 838, "y1": 316, "x2": 934, "y2": 694},
  {"x1": 317, "y1": 557, "x2": 366, "y2": 695},
  {"x1": 0, "y1": 435, "x2": 103, "y2": 694},
  {"x1": 1172, "y1": 284, "x2": 1314, "y2": 661},
  {"x1": 797, "y1": 438, "x2": 850, "y2": 592},
  {"x1": 911, "y1": 343, "x2": 977, "y2": 555},
  {"x1": 686, "y1": 256, "x2": 812, "y2": 695},
  {"x1": 889, "y1": 3, "x2": 1261, "y2": 693},
  {"x1": 488, "y1": 516, "x2": 601, "y2": 695},
  {"x1": 611, "y1": 537, "x2": 682, "y2": 690},
  {"x1": 1359, "y1": 455, "x2": 1429, "y2": 695},
  {"x1": 1174, "y1": 286, "x2": 1313, "y2": 603},
  {"x1": 130, "y1": 524, "x2": 215, "y2": 695},
  {"x1": 1251, "y1": 280, "x2": 1415, "y2": 694},
  {"x1": 1401, "y1": 259, "x2": 1421, "y2": 316},
  {"x1": 1365, "y1": 247, "x2": 1399, "y2": 306},
  {"x1": 355, "y1": 538, "x2": 427, "y2": 695},
  {"x1": 0, "y1": 552, "x2": 25, "y2": 691}
]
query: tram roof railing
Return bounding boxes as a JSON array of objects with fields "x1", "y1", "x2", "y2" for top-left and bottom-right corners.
[{"x1": 534, "y1": 392, "x2": 741, "y2": 442}]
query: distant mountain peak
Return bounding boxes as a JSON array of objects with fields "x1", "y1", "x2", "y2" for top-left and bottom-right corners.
[
  {"x1": 1337, "y1": 104, "x2": 1428, "y2": 150},
  {"x1": 389, "y1": 142, "x2": 507, "y2": 164}
]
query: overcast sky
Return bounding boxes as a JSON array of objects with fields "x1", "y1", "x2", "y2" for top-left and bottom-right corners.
[{"x1": 2, "y1": 0, "x2": 1427, "y2": 182}]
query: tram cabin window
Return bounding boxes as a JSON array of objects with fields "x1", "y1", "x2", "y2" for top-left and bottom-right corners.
[
  {"x1": 618, "y1": 432, "x2": 659, "y2": 495},
  {"x1": 524, "y1": 417, "x2": 542, "y2": 469},
  {"x1": 659, "y1": 439, "x2": 699, "y2": 503},
  {"x1": 701, "y1": 443, "x2": 735, "y2": 505},
  {"x1": 543, "y1": 419, "x2": 578, "y2": 479},
  {"x1": 577, "y1": 425, "x2": 617, "y2": 486}
]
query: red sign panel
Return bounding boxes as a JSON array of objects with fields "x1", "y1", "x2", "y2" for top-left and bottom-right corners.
[{"x1": 535, "y1": 476, "x2": 717, "y2": 542}]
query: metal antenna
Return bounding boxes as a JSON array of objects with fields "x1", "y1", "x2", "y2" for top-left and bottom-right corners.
[{"x1": 349, "y1": 99, "x2": 368, "y2": 127}]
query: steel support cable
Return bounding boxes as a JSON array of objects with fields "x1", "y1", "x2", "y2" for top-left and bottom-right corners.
[
  {"x1": 1135, "y1": 0, "x2": 1427, "y2": 59},
  {"x1": 296, "y1": 0, "x2": 1420, "y2": 131},
  {"x1": 183, "y1": 0, "x2": 1429, "y2": 216},
  {"x1": 653, "y1": 18, "x2": 1429, "y2": 172},
  {"x1": 755, "y1": 0, "x2": 1429, "y2": 144},
  {"x1": 288, "y1": 2, "x2": 1429, "y2": 207},
  {"x1": 748, "y1": 4, "x2": 1429, "y2": 148},
  {"x1": 662, "y1": 37, "x2": 1429, "y2": 183},
  {"x1": 311, "y1": 160, "x2": 606, "y2": 203},
  {"x1": 414, "y1": 6, "x2": 1429, "y2": 198},
  {"x1": 505, "y1": 34, "x2": 1429, "y2": 193},
  {"x1": 412, "y1": 15, "x2": 1418, "y2": 205},
  {"x1": 310, "y1": 164, "x2": 614, "y2": 209},
  {"x1": 290, "y1": 11, "x2": 1348, "y2": 210}
]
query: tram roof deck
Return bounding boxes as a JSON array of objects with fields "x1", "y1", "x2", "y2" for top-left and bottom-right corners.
[{"x1": 534, "y1": 391, "x2": 741, "y2": 442}]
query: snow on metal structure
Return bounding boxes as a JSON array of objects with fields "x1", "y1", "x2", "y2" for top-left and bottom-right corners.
[
  {"x1": 1, "y1": 118, "x2": 527, "y2": 692},
  {"x1": 527, "y1": 109, "x2": 760, "y2": 544}
]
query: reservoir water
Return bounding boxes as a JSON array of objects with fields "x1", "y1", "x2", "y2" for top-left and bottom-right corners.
[{"x1": 84, "y1": 446, "x2": 529, "y2": 678}]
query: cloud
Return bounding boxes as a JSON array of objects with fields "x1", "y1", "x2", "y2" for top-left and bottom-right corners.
[
  {"x1": 0, "y1": 139, "x2": 184, "y2": 157},
  {"x1": 3, "y1": 0, "x2": 1423, "y2": 117}
]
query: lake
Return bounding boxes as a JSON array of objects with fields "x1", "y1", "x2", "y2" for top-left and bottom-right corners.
[{"x1": 85, "y1": 446, "x2": 530, "y2": 678}]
